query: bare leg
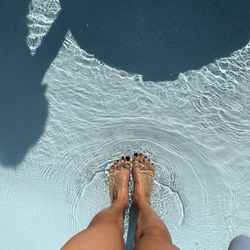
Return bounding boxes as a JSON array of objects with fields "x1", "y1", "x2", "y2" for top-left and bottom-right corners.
[
  {"x1": 132, "y1": 153, "x2": 179, "y2": 250},
  {"x1": 61, "y1": 156, "x2": 131, "y2": 250}
]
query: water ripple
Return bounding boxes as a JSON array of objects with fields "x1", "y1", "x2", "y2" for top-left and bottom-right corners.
[{"x1": 19, "y1": 10, "x2": 250, "y2": 249}]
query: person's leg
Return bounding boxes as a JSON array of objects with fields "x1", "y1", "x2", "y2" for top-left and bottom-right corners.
[
  {"x1": 61, "y1": 156, "x2": 131, "y2": 250},
  {"x1": 132, "y1": 153, "x2": 179, "y2": 250}
]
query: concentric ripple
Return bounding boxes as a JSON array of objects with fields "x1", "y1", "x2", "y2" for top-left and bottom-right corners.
[
  {"x1": 41, "y1": 119, "x2": 232, "y2": 244},
  {"x1": 25, "y1": 31, "x2": 250, "y2": 250}
]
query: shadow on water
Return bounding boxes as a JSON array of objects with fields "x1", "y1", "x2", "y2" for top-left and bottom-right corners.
[
  {"x1": 0, "y1": 0, "x2": 249, "y2": 167},
  {"x1": 0, "y1": 1, "x2": 68, "y2": 167},
  {"x1": 126, "y1": 204, "x2": 137, "y2": 250},
  {"x1": 60, "y1": 0, "x2": 250, "y2": 81}
]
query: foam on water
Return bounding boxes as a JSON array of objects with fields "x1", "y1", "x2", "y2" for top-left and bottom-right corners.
[{"x1": 0, "y1": 1, "x2": 250, "y2": 249}]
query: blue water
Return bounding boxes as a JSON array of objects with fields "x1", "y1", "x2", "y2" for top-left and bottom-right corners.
[{"x1": 0, "y1": 1, "x2": 250, "y2": 249}]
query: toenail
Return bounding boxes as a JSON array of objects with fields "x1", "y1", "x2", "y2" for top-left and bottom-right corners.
[
  {"x1": 125, "y1": 156, "x2": 130, "y2": 161},
  {"x1": 145, "y1": 156, "x2": 147, "y2": 158},
  {"x1": 121, "y1": 156, "x2": 125, "y2": 159},
  {"x1": 134, "y1": 153, "x2": 138, "y2": 156},
  {"x1": 139, "y1": 153, "x2": 142, "y2": 155}
]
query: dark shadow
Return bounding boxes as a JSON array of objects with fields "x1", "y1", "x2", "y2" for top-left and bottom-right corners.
[
  {"x1": 1, "y1": 0, "x2": 249, "y2": 167},
  {"x1": 60, "y1": 0, "x2": 250, "y2": 81},
  {"x1": 126, "y1": 204, "x2": 137, "y2": 250},
  {"x1": 0, "y1": 1, "x2": 68, "y2": 167}
]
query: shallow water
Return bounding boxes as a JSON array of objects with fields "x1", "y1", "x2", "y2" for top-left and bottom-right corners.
[{"x1": 0, "y1": 1, "x2": 250, "y2": 249}]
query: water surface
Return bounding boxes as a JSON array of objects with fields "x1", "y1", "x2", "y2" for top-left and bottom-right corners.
[{"x1": 0, "y1": 1, "x2": 250, "y2": 249}]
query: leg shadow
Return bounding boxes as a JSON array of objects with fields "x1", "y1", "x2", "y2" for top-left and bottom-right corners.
[{"x1": 126, "y1": 204, "x2": 137, "y2": 250}]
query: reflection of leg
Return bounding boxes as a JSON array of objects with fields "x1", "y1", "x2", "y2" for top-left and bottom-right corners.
[
  {"x1": 132, "y1": 153, "x2": 179, "y2": 250},
  {"x1": 61, "y1": 156, "x2": 131, "y2": 250}
]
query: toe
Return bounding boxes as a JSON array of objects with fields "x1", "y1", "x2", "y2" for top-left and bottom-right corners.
[
  {"x1": 133, "y1": 152, "x2": 140, "y2": 160},
  {"x1": 112, "y1": 160, "x2": 119, "y2": 168},
  {"x1": 150, "y1": 163, "x2": 156, "y2": 172},
  {"x1": 139, "y1": 156, "x2": 145, "y2": 164},
  {"x1": 110, "y1": 163, "x2": 115, "y2": 170},
  {"x1": 124, "y1": 156, "x2": 131, "y2": 169}
]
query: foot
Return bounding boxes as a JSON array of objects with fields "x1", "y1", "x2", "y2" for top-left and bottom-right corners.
[
  {"x1": 109, "y1": 156, "x2": 131, "y2": 210},
  {"x1": 132, "y1": 153, "x2": 155, "y2": 207}
]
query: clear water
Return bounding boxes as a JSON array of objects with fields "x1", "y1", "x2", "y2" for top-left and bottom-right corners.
[{"x1": 0, "y1": 1, "x2": 250, "y2": 249}]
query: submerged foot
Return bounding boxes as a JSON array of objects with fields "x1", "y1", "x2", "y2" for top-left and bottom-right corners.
[
  {"x1": 109, "y1": 156, "x2": 131, "y2": 210},
  {"x1": 132, "y1": 153, "x2": 155, "y2": 206}
]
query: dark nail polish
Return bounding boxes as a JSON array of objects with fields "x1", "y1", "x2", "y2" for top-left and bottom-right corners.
[
  {"x1": 125, "y1": 156, "x2": 130, "y2": 161},
  {"x1": 134, "y1": 153, "x2": 138, "y2": 156}
]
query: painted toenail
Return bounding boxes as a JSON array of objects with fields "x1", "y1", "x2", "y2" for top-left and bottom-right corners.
[
  {"x1": 134, "y1": 153, "x2": 138, "y2": 156},
  {"x1": 139, "y1": 153, "x2": 142, "y2": 155},
  {"x1": 121, "y1": 156, "x2": 125, "y2": 159},
  {"x1": 125, "y1": 156, "x2": 130, "y2": 161}
]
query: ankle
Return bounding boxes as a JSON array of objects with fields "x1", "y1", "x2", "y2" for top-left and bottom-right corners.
[
  {"x1": 112, "y1": 199, "x2": 128, "y2": 211},
  {"x1": 134, "y1": 195, "x2": 151, "y2": 208}
]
